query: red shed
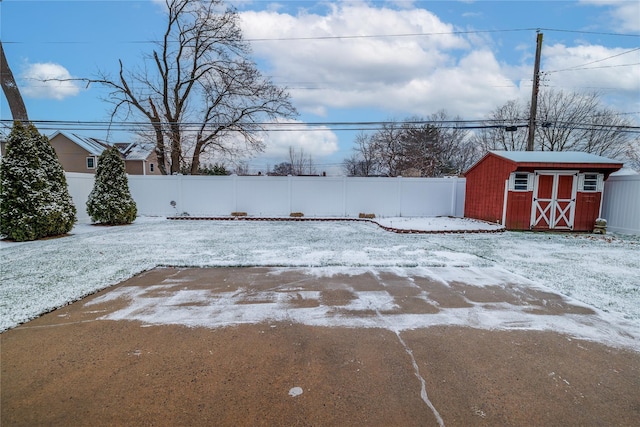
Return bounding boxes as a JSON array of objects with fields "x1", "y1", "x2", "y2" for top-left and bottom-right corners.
[{"x1": 464, "y1": 151, "x2": 623, "y2": 231}]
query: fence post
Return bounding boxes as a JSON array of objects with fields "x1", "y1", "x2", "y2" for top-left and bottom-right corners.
[
  {"x1": 237, "y1": 175, "x2": 240, "y2": 213},
  {"x1": 450, "y1": 177, "x2": 457, "y2": 216},
  {"x1": 342, "y1": 176, "x2": 347, "y2": 217},
  {"x1": 397, "y1": 176, "x2": 403, "y2": 217},
  {"x1": 288, "y1": 175, "x2": 292, "y2": 214},
  {"x1": 179, "y1": 174, "x2": 184, "y2": 215}
]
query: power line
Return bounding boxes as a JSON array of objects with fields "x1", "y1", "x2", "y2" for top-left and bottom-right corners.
[
  {"x1": 4, "y1": 27, "x2": 638, "y2": 46},
  {"x1": 245, "y1": 28, "x2": 540, "y2": 42},
  {"x1": 2, "y1": 118, "x2": 638, "y2": 134},
  {"x1": 546, "y1": 62, "x2": 640, "y2": 73},
  {"x1": 545, "y1": 47, "x2": 640, "y2": 74},
  {"x1": 537, "y1": 28, "x2": 640, "y2": 38},
  {"x1": 0, "y1": 28, "x2": 541, "y2": 44},
  {"x1": 249, "y1": 27, "x2": 640, "y2": 42},
  {"x1": 5, "y1": 119, "x2": 493, "y2": 134}
]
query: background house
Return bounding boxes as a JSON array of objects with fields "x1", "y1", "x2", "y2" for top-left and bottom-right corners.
[
  {"x1": 464, "y1": 151, "x2": 623, "y2": 231},
  {"x1": 48, "y1": 131, "x2": 160, "y2": 175},
  {"x1": 111, "y1": 142, "x2": 161, "y2": 175}
]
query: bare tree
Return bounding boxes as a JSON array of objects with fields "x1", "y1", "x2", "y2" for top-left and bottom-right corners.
[
  {"x1": 92, "y1": 0, "x2": 296, "y2": 174},
  {"x1": 624, "y1": 140, "x2": 640, "y2": 170},
  {"x1": 0, "y1": 41, "x2": 29, "y2": 122},
  {"x1": 343, "y1": 132, "x2": 380, "y2": 176},
  {"x1": 536, "y1": 90, "x2": 601, "y2": 152},
  {"x1": 344, "y1": 112, "x2": 475, "y2": 177},
  {"x1": 431, "y1": 111, "x2": 479, "y2": 175},
  {"x1": 575, "y1": 108, "x2": 635, "y2": 158},
  {"x1": 371, "y1": 121, "x2": 405, "y2": 177},
  {"x1": 268, "y1": 147, "x2": 317, "y2": 176},
  {"x1": 270, "y1": 162, "x2": 293, "y2": 176},
  {"x1": 288, "y1": 146, "x2": 316, "y2": 175},
  {"x1": 472, "y1": 100, "x2": 528, "y2": 152},
  {"x1": 400, "y1": 111, "x2": 477, "y2": 176},
  {"x1": 342, "y1": 154, "x2": 361, "y2": 176},
  {"x1": 232, "y1": 161, "x2": 250, "y2": 175},
  {"x1": 474, "y1": 89, "x2": 636, "y2": 161},
  {"x1": 398, "y1": 121, "x2": 440, "y2": 175}
]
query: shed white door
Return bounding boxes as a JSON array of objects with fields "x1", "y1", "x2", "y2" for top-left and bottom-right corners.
[{"x1": 531, "y1": 172, "x2": 577, "y2": 230}]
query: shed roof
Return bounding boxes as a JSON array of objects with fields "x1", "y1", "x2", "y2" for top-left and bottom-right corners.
[
  {"x1": 490, "y1": 150, "x2": 623, "y2": 165},
  {"x1": 464, "y1": 150, "x2": 624, "y2": 176}
]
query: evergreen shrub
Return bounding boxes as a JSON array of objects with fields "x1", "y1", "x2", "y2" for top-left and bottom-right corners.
[
  {"x1": 0, "y1": 122, "x2": 77, "y2": 241},
  {"x1": 86, "y1": 146, "x2": 137, "y2": 225}
]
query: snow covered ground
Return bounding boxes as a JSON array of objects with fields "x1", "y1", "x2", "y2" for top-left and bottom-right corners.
[
  {"x1": 1, "y1": 216, "x2": 638, "y2": 348},
  {"x1": 375, "y1": 216, "x2": 503, "y2": 231}
]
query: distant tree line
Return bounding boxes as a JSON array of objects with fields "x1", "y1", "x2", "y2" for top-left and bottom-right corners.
[
  {"x1": 472, "y1": 89, "x2": 638, "y2": 163},
  {"x1": 269, "y1": 147, "x2": 318, "y2": 176},
  {"x1": 343, "y1": 111, "x2": 476, "y2": 177},
  {"x1": 181, "y1": 162, "x2": 230, "y2": 175},
  {"x1": 344, "y1": 90, "x2": 639, "y2": 176}
]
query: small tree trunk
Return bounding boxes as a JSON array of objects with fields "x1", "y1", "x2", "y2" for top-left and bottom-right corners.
[
  {"x1": 170, "y1": 124, "x2": 181, "y2": 174},
  {"x1": 0, "y1": 42, "x2": 29, "y2": 122},
  {"x1": 148, "y1": 98, "x2": 168, "y2": 175},
  {"x1": 153, "y1": 127, "x2": 168, "y2": 175},
  {"x1": 190, "y1": 140, "x2": 204, "y2": 175}
]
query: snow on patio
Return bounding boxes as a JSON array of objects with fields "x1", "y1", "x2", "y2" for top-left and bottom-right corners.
[
  {"x1": 82, "y1": 266, "x2": 639, "y2": 350},
  {"x1": 1, "y1": 217, "x2": 639, "y2": 350}
]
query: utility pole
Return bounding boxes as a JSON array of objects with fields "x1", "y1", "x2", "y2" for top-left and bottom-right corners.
[{"x1": 526, "y1": 31, "x2": 543, "y2": 151}]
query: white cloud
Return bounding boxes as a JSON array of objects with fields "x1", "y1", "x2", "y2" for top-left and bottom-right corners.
[
  {"x1": 239, "y1": 3, "x2": 523, "y2": 119},
  {"x1": 580, "y1": 0, "x2": 640, "y2": 32},
  {"x1": 227, "y1": 120, "x2": 340, "y2": 174},
  {"x1": 542, "y1": 43, "x2": 640, "y2": 112},
  {"x1": 238, "y1": 2, "x2": 640, "y2": 125},
  {"x1": 259, "y1": 119, "x2": 340, "y2": 159},
  {"x1": 22, "y1": 62, "x2": 81, "y2": 100}
]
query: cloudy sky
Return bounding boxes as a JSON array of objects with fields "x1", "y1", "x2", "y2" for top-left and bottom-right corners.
[{"x1": 1, "y1": 0, "x2": 639, "y2": 173}]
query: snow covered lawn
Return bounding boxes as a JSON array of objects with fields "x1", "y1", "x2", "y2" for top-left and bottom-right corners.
[
  {"x1": 1, "y1": 217, "x2": 638, "y2": 345},
  {"x1": 375, "y1": 216, "x2": 503, "y2": 232}
]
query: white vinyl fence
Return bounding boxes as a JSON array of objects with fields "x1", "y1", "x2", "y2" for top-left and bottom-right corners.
[
  {"x1": 66, "y1": 173, "x2": 466, "y2": 222},
  {"x1": 601, "y1": 174, "x2": 640, "y2": 235},
  {"x1": 66, "y1": 172, "x2": 639, "y2": 235},
  {"x1": 66, "y1": 173, "x2": 95, "y2": 223}
]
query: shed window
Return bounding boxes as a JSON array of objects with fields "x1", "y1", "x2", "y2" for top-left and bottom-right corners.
[
  {"x1": 579, "y1": 173, "x2": 603, "y2": 192},
  {"x1": 86, "y1": 156, "x2": 96, "y2": 169},
  {"x1": 150, "y1": 163, "x2": 155, "y2": 173},
  {"x1": 509, "y1": 172, "x2": 532, "y2": 191}
]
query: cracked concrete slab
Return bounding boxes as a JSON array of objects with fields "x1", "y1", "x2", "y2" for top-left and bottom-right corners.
[{"x1": 2, "y1": 267, "x2": 638, "y2": 426}]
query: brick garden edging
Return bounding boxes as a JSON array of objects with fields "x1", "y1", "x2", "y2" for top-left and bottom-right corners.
[{"x1": 167, "y1": 216, "x2": 506, "y2": 235}]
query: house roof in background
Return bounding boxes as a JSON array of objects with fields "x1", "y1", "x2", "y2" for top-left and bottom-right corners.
[
  {"x1": 49, "y1": 131, "x2": 154, "y2": 161},
  {"x1": 122, "y1": 143, "x2": 155, "y2": 161},
  {"x1": 50, "y1": 131, "x2": 110, "y2": 156}
]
